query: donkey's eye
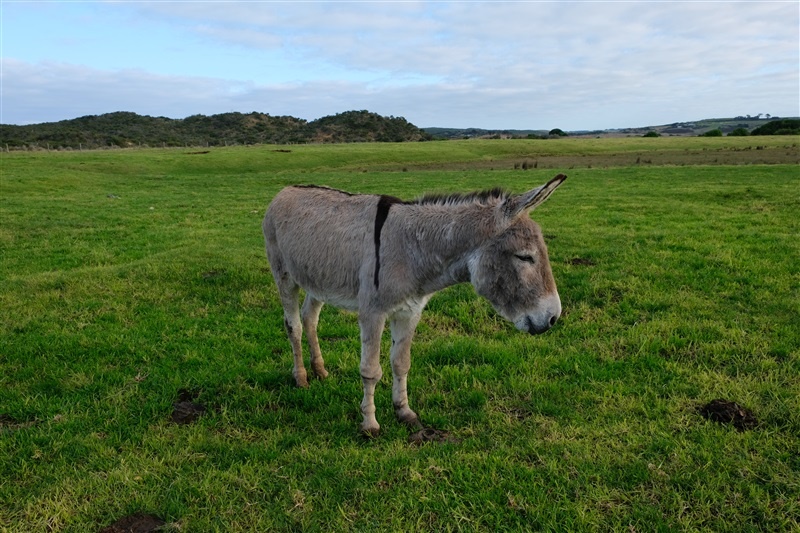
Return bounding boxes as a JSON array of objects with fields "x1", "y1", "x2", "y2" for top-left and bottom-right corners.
[{"x1": 515, "y1": 254, "x2": 535, "y2": 264}]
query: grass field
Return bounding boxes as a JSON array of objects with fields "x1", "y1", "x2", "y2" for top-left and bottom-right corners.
[{"x1": 1, "y1": 138, "x2": 798, "y2": 531}]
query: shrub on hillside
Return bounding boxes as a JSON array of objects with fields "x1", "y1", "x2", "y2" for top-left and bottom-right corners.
[{"x1": 751, "y1": 119, "x2": 800, "y2": 136}]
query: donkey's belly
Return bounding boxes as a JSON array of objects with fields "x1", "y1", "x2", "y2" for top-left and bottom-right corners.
[{"x1": 303, "y1": 287, "x2": 360, "y2": 312}]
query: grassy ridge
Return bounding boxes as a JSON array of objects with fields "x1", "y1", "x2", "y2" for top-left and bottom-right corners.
[{"x1": 1, "y1": 140, "x2": 798, "y2": 531}]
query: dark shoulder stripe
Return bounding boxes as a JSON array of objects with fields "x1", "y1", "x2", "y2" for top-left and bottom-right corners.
[{"x1": 373, "y1": 195, "x2": 403, "y2": 288}]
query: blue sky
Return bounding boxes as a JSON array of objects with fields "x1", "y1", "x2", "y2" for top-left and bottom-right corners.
[{"x1": 2, "y1": 1, "x2": 798, "y2": 130}]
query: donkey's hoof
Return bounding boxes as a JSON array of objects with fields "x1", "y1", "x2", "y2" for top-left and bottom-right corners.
[
  {"x1": 359, "y1": 423, "x2": 381, "y2": 439},
  {"x1": 396, "y1": 407, "x2": 422, "y2": 429},
  {"x1": 312, "y1": 366, "x2": 329, "y2": 380},
  {"x1": 398, "y1": 412, "x2": 423, "y2": 430},
  {"x1": 294, "y1": 373, "x2": 309, "y2": 388},
  {"x1": 404, "y1": 417, "x2": 423, "y2": 431}
]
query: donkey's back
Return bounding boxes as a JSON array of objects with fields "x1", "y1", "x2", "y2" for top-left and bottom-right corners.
[{"x1": 263, "y1": 185, "x2": 378, "y2": 310}]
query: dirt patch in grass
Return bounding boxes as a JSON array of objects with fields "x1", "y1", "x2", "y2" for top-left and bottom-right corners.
[
  {"x1": 99, "y1": 513, "x2": 165, "y2": 533},
  {"x1": 200, "y1": 269, "x2": 226, "y2": 281},
  {"x1": 0, "y1": 413, "x2": 38, "y2": 431},
  {"x1": 408, "y1": 427, "x2": 460, "y2": 445},
  {"x1": 568, "y1": 257, "x2": 596, "y2": 266},
  {"x1": 505, "y1": 407, "x2": 532, "y2": 422},
  {"x1": 171, "y1": 389, "x2": 206, "y2": 425},
  {"x1": 699, "y1": 399, "x2": 758, "y2": 431}
]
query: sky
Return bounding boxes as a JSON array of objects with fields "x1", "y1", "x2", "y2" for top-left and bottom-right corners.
[{"x1": 1, "y1": 1, "x2": 798, "y2": 130}]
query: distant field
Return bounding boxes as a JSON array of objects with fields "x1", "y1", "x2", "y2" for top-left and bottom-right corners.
[{"x1": 1, "y1": 138, "x2": 798, "y2": 531}]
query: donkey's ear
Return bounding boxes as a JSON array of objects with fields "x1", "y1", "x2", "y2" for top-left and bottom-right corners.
[{"x1": 504, "y1": 174, "x2": 566, "y2": 219}]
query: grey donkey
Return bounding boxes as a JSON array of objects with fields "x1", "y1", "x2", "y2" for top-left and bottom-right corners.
[{"x1": 263, "y1": 174, "x2": 566, "y2": 436}]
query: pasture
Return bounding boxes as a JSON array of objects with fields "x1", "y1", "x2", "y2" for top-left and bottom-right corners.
[{"x1": 1, "y1": 138, "x2": 798, "y2": 531}]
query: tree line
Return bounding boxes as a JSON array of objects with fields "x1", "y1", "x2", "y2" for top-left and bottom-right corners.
[
  {"x1": 699, "y1": 119, "x2": 800, "y2": 137},
  {"x1": 0, "y1": 110, "x2": 432, "y2": 150}
]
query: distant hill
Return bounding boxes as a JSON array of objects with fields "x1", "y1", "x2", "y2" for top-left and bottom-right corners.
[
  {"x1": 424, "y1": 116, "x2": 800, "y2": 139},
  {"x1": 308, "y1": 111, "x2": 430, "y2": 143},
  {"x1": 0, "y1": 110, "x2": 431, "y2": 149},
  {"x1": 582, "y1": 117, "x2": 800, "y2": 138},
  {"x1": 423, "y1": 127, "x2": 549, "y2": 140}
]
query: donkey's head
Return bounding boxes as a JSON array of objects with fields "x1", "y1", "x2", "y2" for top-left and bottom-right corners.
[{"x1": 469, "y1": 174, "x2": 566, "y2": 335}]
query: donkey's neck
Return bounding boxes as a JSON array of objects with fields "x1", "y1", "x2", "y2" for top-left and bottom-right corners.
[{"x1": 393, "y1": 203, "x2": 496, "y2": 293}]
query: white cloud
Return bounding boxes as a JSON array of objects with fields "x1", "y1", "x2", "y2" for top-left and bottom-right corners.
[
  {"x1": 2, "y1": 1, "x2": 798, "y2": 128},
  {"x1": 2, "y1": 60, "x2": 237, "y2": 124}
]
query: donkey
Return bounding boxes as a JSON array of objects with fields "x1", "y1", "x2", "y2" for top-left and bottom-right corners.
[{"x1": 263, "y1": 174, "x2": 566, "y2": 436}]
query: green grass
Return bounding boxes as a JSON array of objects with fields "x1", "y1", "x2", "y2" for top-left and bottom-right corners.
[{"x1": 1, "y1": 139, "x2": 798, "y2": 531}]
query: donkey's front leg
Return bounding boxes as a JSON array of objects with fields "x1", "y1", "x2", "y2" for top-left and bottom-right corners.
[
  {"x1": 389, "y1": 311, "x2": 422, "y2": 429},
  {"x1": 358, "y1": 312, "x2": 386, "y2": 436}
]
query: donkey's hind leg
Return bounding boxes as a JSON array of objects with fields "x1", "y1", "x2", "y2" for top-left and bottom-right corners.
[
  {"x1": 277, "y1": 283, "x2": 308, "y2": 388},
  {"x1": 301, "y1": 295, "x2": 328, "y2": 379}
]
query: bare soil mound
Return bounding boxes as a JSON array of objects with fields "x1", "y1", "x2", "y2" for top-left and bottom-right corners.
[
  {"x1": 170, "y1": 389, "x2": 206, "y2": 425},
  {"x1": 699, "y1": 399, "x2": 758, "y2": 431},
  {"x1": 100, "y1": 513, "x2": 165, "y2": 533}
]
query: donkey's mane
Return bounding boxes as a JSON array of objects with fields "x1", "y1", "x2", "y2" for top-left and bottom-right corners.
[
  {"x1": 291, "y1": 184, "x2": 511, "y2": 206},
  {"x1": 414, "y1": 187, "x2": 510, "y2": 206},
  {"x1": 292, "y1": 184, "x2": 354, "y2": 196}
]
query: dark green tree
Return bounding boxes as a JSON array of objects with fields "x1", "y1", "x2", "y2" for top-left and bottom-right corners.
[
  {"x1": 751, "y1": 119, "x2": 800, "y2": 135},
  {"x1": 727, "y1": 128, "x2": 749, "y2": 137}
]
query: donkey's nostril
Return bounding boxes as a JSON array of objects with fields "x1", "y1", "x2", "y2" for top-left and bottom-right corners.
[
  {"x1": 549, "y1": 314, "x2": 558, "y2": 327},
  {"x1": 525, "y1": 315, "x2": 555, "y2": 335}
]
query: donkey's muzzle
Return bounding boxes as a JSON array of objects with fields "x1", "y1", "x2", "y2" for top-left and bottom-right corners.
[
  {"x1": 517, "y1": 292, "x2": 561, "y2": 335},
  {"x1": 525, "y1": 314, "x2": 558, "y2": 335}
]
